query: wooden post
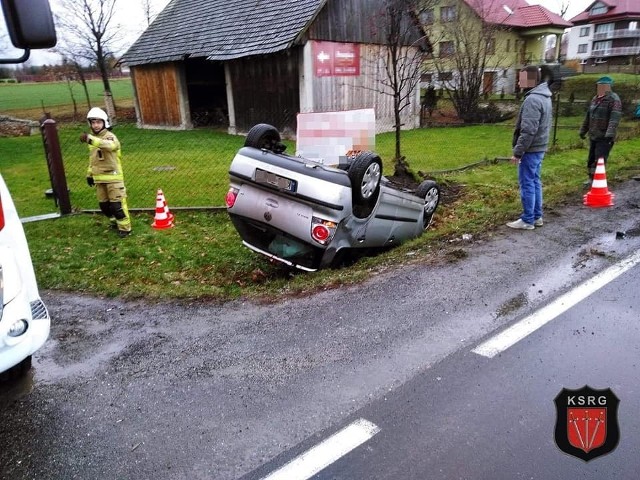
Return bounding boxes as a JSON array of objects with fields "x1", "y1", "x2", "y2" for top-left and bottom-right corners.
[{"x1": 40, "y1": 119, "x2": 72, "y2": 215}]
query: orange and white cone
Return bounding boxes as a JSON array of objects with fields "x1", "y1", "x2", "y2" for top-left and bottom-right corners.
[
  {"x1": 583, "y1": 157, "x2": 614, "y2": 208},
  {"x1": 152, "y1": 189, "x2": 175, "y2": 229}
]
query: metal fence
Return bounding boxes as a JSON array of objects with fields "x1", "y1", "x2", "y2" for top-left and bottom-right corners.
[
  {"x1": 40, "y1": 97, "x2": 638, "y2": 217},
  {"x1": 49, "y1": 121, "x2": 246, "y2": 213}
]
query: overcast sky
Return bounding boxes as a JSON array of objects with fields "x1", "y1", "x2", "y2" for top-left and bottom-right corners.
[
  {"x1": 1, "y1": 0, "x2": 171, "y2": 65},
  {"x1": 3, "y1": 0, "x2": 592, "y2": 67}
]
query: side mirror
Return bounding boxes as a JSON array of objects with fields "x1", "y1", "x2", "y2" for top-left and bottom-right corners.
[{"x1": 1, "y1": 0, "x2": 57, "y2": 63}]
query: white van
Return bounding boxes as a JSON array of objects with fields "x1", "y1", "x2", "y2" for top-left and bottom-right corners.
[{"x1": 0, "y1": 174, "x2": 50, "y2": 380}]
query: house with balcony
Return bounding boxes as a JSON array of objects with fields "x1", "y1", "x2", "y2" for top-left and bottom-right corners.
[
  {"x1": 566, "y1": 0, "x2": 640, "y2": 72},
  {"x1": 420, "y1": 0, "x2": 572, "y2": 94}
]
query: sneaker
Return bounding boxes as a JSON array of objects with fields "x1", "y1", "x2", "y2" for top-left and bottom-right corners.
[
  {"x1": 534, "y1": 218, "x2": 543, "y2": 227},
  {"x1": 506, "y1": 219, "x2": 534, "y2": 230},
  {"x1": 118, "y1": 230, "x2": 131, "y2": 238}
]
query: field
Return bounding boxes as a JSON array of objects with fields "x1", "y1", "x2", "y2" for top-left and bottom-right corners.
[{"x1": 0, "y1": 78, "x2": 134, "y2": 119}]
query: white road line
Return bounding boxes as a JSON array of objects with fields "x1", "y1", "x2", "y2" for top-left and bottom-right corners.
[
  {"x1": 259, "y1": 418, "x2": 380, "y2": 480},
  {"x1": 473, "y1": 249, "x2": 640, "y2": 358}
]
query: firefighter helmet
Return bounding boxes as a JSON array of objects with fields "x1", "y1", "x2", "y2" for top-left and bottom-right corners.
[{"x1": 87, "y1": 107, "x2": 111, "y2": 129}]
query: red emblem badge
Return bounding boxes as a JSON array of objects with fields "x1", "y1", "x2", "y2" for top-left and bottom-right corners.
[{"x1": 554, "y1": 386, "x2": 619, "y2": 461}]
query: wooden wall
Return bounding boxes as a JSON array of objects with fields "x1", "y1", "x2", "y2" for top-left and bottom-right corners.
[
  {"x1": 228, "y1": 50, "x2": 301, "y2": 133},
  {"x1": 307, "y1": 0, "x2": 424, "y2": 45},
  {"x1": 131, "y1": 63, "x2": 184, "y2": 128},
  {"x1": 304, "y1": 0, "x2": 423, "y2": 132},
  {"x1": 305, "y1": 44, "x2": 421, "y2": 132}
]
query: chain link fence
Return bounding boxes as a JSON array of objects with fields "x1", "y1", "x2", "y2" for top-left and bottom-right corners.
[{"x1": 42, "y1": 95, "x2": 639, "y2": 216}]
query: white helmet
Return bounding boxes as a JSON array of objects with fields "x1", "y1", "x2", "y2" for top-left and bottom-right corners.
[{"x1": 87, "y1": 107, "x2": 111, "y2": 129}]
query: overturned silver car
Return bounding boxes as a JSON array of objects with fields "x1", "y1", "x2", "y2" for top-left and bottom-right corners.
[{"x1": 226, "y1": 124, "x2": 440, "y2": 271}]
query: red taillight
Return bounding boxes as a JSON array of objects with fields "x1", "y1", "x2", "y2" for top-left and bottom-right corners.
[
  {"x1": 225, "y1": 188, "x2": 238, "y2": 208},
  {"x1": 0, "y1": 194, "x2": 4, "y2": 230},
  {"x1": 311, "y1": 217, "x2": 337, "y2": 245},
  {"x1": 312, "y1": 224, "x2": 330, "y2": 242}
]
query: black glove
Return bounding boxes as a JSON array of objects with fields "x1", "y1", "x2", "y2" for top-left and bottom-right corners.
[
  {"x1": 579, "y1": 132, "x2": 586, "y2": 140},
  {"x1": 605, "y1": 137, "x2": 615, "y2": 145},
  {"x1": 86, "y1": 176, "x2": 95, "y2": 187},
  {"x1": 80, "y1": 132, "x2": 89, "y2": 143}
]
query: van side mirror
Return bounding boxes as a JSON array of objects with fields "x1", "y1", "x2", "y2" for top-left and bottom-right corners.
[{"x1": 1, "y1": 0, "x2": 57, "y2": 63}]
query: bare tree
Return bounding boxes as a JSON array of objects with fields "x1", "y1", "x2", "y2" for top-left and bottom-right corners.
[
  {"x1": 56, "y1": 53, "x2": 92, "y2": 116},
  {"x1": 368, "y1": 0, "x2": 433, "y2": 176},
  {"x1": 141, "y1": 0, "x2": 159, "y2": 26},
  {"x1": 54, "y1": 0, "x2": 122, "y2": 116},
  {"x1": 554, "y1": 0, "x2": 570, "y2": 18},
  {"x1": 422, "y1": 0, "x2": 510, "y2": 123}
]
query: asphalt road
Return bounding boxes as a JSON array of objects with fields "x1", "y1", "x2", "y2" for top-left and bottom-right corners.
[
  {"x1": 258, "y1": 257, "x2": 640, "y2": 479},
  {"x1": 2, "y1": 180, "x2": 640, "y2": 480}
]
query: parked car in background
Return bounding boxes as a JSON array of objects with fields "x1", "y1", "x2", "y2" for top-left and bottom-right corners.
[
  {"x1": 0, "y1": 174, "x2": 50, "y2": 380},
  {"x1": 226, "y1": 124, "x2": 440, "y2": 271}
]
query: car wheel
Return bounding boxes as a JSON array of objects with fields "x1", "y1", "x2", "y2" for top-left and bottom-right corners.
[
  {"x1": 348, "y1": 151, "x2": 382, "y2": 215},
  {"x1": 415, "y1": 180, "x2": 440, "y2": 229},
  {"x1": 0, "y1": 355, "x2": 32, "y2": 382},
  {"x1": 244, "y1": 124, "x2": 283, "y2": 152}
]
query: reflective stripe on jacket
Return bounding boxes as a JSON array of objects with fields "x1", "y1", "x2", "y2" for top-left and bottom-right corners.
[{"x1": 85, "y1": 129, "x2": 124, "y2": 183}]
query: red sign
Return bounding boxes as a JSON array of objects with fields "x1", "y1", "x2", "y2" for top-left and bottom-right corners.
[{"x1": 313, "y1": 41, "x2": 360, "y2": 77}]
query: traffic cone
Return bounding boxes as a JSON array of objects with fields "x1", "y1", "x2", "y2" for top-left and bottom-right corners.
[
  {"x1": 152, "y1": 189, "x2": 175, "y2": 229},
  {"x1": 583, "y1": 157, "x2": 614, "y2": 208}
]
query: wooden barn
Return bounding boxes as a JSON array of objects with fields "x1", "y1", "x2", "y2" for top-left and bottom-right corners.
[{"x1": 120, "y1": 0, "x2": 426, "y2": 134}]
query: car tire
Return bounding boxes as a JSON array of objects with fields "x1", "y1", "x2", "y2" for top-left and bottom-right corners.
[
  {"x1": 415, "y1": 180, "x2": 440, "y2": 229},
  {"x1": 244, "y1": 124, "x2": 283, "y2": 153},
  {"x1": 0, "y1": 355, "x2": 32, "y2": 382},
  {"x1": 348, "y1": 151, "x2": 382, "y2": 216}
]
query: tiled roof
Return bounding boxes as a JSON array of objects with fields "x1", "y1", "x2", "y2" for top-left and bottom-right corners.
[
  {"x1": 121, "y1": 0, "x2": 326, "y2": 66},
  {"x1": 464, "y1": 0, "x2": 572, "y2": 28},
  {"x1": 570, "y1": 0, "x2": 640, "y2": 23}
]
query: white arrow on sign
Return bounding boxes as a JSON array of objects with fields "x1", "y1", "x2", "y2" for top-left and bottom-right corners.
[{"x1": 317, "y1": 51, "x2": 330, "y2": 63}]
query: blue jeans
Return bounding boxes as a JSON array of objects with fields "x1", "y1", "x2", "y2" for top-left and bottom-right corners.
[{"x1": 518, "y1": 151, "x2": 544, "y2": 225}]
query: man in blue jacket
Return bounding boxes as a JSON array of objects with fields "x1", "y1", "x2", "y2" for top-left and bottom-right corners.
[{"x1": 507, "y1": 65, "x2": 557, "y2": 230}]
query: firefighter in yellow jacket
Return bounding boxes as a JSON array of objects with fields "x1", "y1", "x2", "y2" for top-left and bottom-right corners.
[{"x1": 81, "y1": 107, "x2": 132, "y2": 237}]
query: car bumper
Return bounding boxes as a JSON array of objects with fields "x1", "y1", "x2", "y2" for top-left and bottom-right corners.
[
  {"x1": 229, "y1": 212, "x2": 327, "y2": 271},
  {"x1": 0, "y1": 297, "x2": 50, "y2": 373}
]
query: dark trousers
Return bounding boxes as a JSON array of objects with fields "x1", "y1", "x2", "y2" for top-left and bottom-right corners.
[{"x1": 587, "y1": 140, "x2": 614, "y2": 180}]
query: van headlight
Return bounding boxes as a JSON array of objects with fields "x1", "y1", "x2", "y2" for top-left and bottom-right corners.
[{"x1": 8, "y1": 319, "x2": 28, "y2": 337}]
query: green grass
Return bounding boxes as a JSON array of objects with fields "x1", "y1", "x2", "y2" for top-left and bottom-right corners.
[
  {"x1": 18, "y1": 129, "x2": 640, "y2": 302},
  {"x1": 0, "y1": 78, "x2": 134, "y2": 112}
]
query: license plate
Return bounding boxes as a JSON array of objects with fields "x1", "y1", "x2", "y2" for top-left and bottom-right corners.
[{"x1": 255, "y1": 169, "x2": 297, "y2": 192}]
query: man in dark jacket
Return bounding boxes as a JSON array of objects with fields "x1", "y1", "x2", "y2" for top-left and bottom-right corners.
[
  {"x1": 579, "y1": 76, "x2": 622, "y2": 185},
  {"x1": 507, "y1": 65, "x2": 556, "y2": 230}
]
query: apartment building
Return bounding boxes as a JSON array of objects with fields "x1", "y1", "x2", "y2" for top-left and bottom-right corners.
[{"x1": 567, "y1": 0, "x2": 640, "y2": 70}]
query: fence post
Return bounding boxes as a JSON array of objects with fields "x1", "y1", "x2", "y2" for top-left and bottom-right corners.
[
  {"x1": 104, "y1": 91, "x2": 116, "y2": 125},
  {"x1": 553, "y1": 92, "x2": 560, "y2": 146},
  {"x1": 41, "y1": 119, "x2": 72, "y2": 215}
]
